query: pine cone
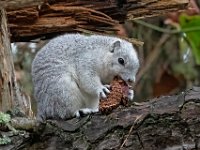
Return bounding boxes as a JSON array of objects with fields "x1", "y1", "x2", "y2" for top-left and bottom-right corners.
[{"x1": 99, "y1": 76, "x2": 130, "y2": 114}]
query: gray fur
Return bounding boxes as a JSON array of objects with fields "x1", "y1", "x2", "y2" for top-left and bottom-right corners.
[{"x1": 32, "y1": 34, "x2": 139, "y2": 121}]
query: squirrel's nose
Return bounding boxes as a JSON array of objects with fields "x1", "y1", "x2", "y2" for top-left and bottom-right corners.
[
  {"x1": 128, "y1": 79, "x2": 134, "y2": 84},
  {"x1": 127, "y1": 77, "x2": 135, "y2": 84}
]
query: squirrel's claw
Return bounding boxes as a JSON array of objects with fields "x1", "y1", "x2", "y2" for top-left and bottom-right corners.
[
  {"x1": 100, "y1": 85, "x2": 110, "y2": 99},
  {"x1": 104, "y1": 84, "x2": 111, "y2": 89}
]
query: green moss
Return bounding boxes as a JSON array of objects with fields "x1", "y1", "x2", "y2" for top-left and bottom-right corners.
[
  {"x1": 0, "y1": 112, "x2": 11, "y2": 124},
  {"x1": 0, "y1": 135, "x2": 11, "y2": 145}
]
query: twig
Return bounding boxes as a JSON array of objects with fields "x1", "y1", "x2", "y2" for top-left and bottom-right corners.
[
  {"x1": 120, "y1": 124, "x2": 135, "y2": 149},
  {"x1": 133, "y1": 19, "x2": 200, "y2": 34},
  {"x1": 120, "y1": 114, "x2": 145, "y2": 149}
]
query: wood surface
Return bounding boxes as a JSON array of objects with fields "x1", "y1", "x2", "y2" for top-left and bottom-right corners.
[{"x1": 5, "y1": 0, "x2": 188, "y2": 42}]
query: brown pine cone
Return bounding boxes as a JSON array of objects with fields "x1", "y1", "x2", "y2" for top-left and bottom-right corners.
[{"x1": 99, "y1": 76, "x2": 130, "y2": 114}]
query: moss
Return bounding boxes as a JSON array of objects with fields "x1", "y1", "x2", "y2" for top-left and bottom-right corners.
[
  {"x1": 0, "y1": 135, "x2": 11, "y2": 145},
  {"x1": 0, "y1": 112, "x2": 11, "y2": 124}
]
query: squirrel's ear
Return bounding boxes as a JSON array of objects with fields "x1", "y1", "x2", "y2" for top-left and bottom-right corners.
[{"x1": 110, "y1": 40, "x2": 121, "y2": 53}]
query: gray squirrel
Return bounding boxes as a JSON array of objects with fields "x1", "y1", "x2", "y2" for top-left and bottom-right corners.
[{"x1": 32, "y1": 34, "x2": 139, "y2": 121}]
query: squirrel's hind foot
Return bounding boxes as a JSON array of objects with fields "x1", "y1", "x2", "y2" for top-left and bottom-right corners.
[{"x1": 75, "y1": 108, "x2": 99, "y2": 118}]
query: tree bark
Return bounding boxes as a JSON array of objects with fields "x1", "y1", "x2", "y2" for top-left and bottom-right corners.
[
  {"x1": 0, "y1": 9, "x2": 15, "y2": 112},
  {"x1": 0, "y1": 87, "x2": 200, "y2": 150},
  {"x1": 0, "y1": 9, "x2": 33, "y2": 117},
  {"x1": 0, "y1": 0, "x2": 43, "y2": 9},
  {"x1": 6, "y1": 0, "x2": 189, "y2": 42}
]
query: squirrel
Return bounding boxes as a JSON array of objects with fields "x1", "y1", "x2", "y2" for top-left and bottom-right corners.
[{"x1": 32, "y1": 34, "x2": 139, "y2": 121}]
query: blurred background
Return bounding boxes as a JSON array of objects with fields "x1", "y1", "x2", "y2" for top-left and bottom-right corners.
[{"x1": 11, "y1": 0, "x2": 200, "y2": 113}]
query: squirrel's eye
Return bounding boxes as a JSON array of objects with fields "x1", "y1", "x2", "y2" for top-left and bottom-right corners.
[{"x1": 118, "y1": 58, "x2": 125, "y2": 65}]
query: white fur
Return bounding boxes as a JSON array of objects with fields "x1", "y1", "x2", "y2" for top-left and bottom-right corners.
[
  {"x1": 128, "y1": 89, "x2": 134, "y2": 101},
  {"x1": 75, "y1": 108, "x2": 99, "y2": 118},
  {"x1": 32, "y1": 34, "x2": 139, "y2": 121}
]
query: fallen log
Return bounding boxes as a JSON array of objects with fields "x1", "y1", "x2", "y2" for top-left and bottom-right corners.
[
  {"x1": 0, "y1": 86, "x2": 199, "y2": 149},
  {"x1": 6, "y1": 0, "x2": 188, "y2": 42}
]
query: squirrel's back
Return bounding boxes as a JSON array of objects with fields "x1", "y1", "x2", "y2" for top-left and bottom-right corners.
[
  {"x1": 32, "y1": 33, "x2": 131, "y2": 83},
  {"x1": 37, "y1": 34, "x2": 124, "y2": 55}
]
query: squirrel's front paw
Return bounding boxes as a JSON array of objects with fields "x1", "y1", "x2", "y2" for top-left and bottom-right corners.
[
  {"x1": 98, "y1": 85, "x2": 110, "y2": 99},
  {"x1": 128, "y1": 89, "x2": 134, "y2": 101}
]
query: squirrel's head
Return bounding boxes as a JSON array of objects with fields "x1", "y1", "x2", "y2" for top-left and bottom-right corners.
[{"x1": 106, "y1": 39, "x2": 139, "y2": 86}]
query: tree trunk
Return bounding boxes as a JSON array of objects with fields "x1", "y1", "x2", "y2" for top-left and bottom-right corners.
[
  {"x1": 0, "y1": 9, "x2": 15, "y2": 112},
  {"x1": 0, "y1": 9, "x2": 33, "y2": 117}
]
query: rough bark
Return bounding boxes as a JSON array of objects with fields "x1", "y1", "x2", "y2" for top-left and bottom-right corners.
[
  {"x1": 0, "y1": 9, "x2": 33, "y2": 116},
  {"x1": 0, "y1": 0, "x2": 43, "y2": 9},
  {"x1": 0, "y1": 9, "x2": 15, "y2": 112},
  {"x1": 0, "y1": 87, "x2": 199, "y2": 150},
  {"x1": 6, "y1": 0, "x2": 188, "y2": 42}
]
